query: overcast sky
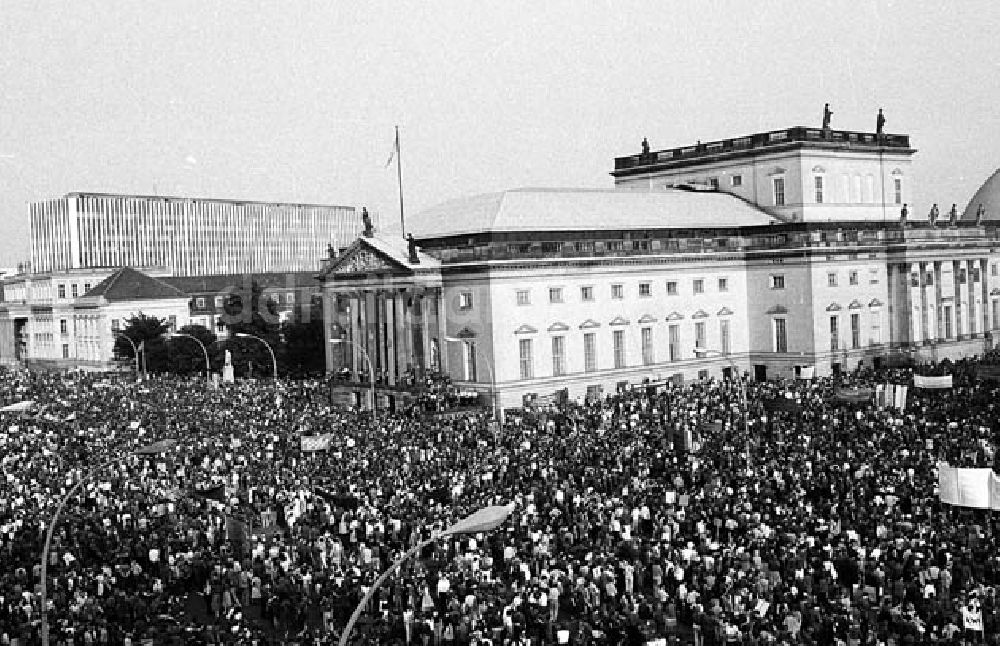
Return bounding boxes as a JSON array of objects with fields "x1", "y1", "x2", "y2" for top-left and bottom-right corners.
[{"x1": 1, "y1": 0, "x2": 998, "y2": 266}]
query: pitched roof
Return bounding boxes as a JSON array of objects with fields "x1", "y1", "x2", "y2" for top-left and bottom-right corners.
[
  {"x1": 161, "y1": 271, "x2": 319, "y2": 295},
  {"x1": 407, "y1": 187, "x2": 779, "y2": 238},
  {"x1": 84, "y1": 267, "x2": 190, "y2": 302},
  {"x1": 318, "y1": 235, "x2": 441, "y2": 279}
]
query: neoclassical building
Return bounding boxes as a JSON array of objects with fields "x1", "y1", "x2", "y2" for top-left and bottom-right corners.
[{"x1": 320, "y1": 121, "x2": 1000, "y2": 412}]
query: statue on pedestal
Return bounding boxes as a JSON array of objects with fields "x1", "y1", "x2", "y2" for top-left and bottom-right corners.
[
  {"x1": 407, "y1": 234, "x2": 420, "y2": 264},
  {"x1": 641, "y1": 137, "x2": 650, "y2": 156},
  {"x1": 223, "y1": 348, "x2": 235, "y2": 383},
  {"x1": 876, "y1": 108, "x2": 885, "y2": 135},
  {"x1": 976, "y1": 203, "x2": 986, "y2": 225},
  {"x1": 822, "y1": 103, "x2": 833, "y2": 130},
  {"x1": 899, "y1": 203, "x2": 908, "y2": 227},
  {"x1": 929, "y1": 203, "x2": 940, "y2": 226},
  {"x1": 362, "y1": 207, "x2": 373, "y2": 238},
  {"x1": 949, "y1": 203, "x2": 959, "y2": 226}
]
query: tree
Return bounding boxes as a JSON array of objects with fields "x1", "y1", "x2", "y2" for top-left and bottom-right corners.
[
  {"x1": 280, "y1": 316, "x2": 325, "y2": 377},
  {"x1": 120, "y1": 313, "x2": 169, "y2": 373},
  {"x1": 167, "y1": 324, "x2": 220, "y2": 376}
]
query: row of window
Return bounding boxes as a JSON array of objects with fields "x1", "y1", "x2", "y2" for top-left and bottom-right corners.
[
  {"x1": 772, "y1": 175, "x2": 904, "y2": 207},
  {"x1": 768, "y1": 268, "x2": 881, "y2": 290},
  {"x1": 501, "y1": 279, "x2": 731, "y2": 308},
  {"x1": 514, "y1": 321, "x2": 732, "y2": 380},
  {"x1": 193, "y1": 292, "x2": 297, "y2": 309},
  {"x1": 769, "y1": 312, "x2": 883, "y2": 353},
  {"x1": 56, "y1": 282, "x2": 92, "y2": 300}
]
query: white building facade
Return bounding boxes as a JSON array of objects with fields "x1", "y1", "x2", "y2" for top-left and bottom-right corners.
[{"x1": 30, "y1": 193, "x2": 366, "y2": 276}]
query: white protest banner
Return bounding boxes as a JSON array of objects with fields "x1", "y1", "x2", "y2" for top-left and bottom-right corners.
[
  {"x1": 300, "y1": 434, "x2": 332, "y2": 452},
  {"x1": 914, "y1": 374, "x2": 952, "y2": 389}
]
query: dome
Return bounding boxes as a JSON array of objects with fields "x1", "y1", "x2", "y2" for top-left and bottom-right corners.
[{"x1": 963, "y1": 167, "x2": 1000, "y2": 221}]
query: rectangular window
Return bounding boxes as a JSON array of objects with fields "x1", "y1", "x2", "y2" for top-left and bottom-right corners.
[
  {"x1": 731, "y1": 175, "x2": 743, "y2": 187},
  {"x1": 71, "y1": 284, "x2": 78, "y2": 298},
  {"x1": 548, "y1": 288, "x2": 563, "y2": 304},
  {"x1": 668, "y1": 325, "x2": 680, "y2": 362},
  {"x1": 814, "y1": 176, "x2": 824, "y2": 203},
  {"x1": 869, "y1": 267, "x2": 879, "y2": 284},
  {"x1": 195, "y1": 297, "x2": 206, "y2": 309},
  {"x1": 695, "y1": 321, "x2": 706, "y2": 349},
  {"x1": 851, "y1": 313, "x2": 861, "y2": 349},
  {"x1": 993, "y1": 300, "x2": 999, "y2": 330},
  {"x1": 463, "y1": 341, "x2": 478, "y2": 381},
  {"x1": 849, "y1": 271, "x2": 858, "y2": 286},
  {"x1": 613, "y1": 330, "x2": 626, "y2": 369},
  {"x1": 62, "y1": 344, "x2": 69, "y2": 359},
  {"x1": 518, "y1": 339, "x2": 533, "y2": 379},
  {"x1": 693, "y1": 279, "x2": 704, "y2": 294},
  {"x1": 552, "y1": 336, "x2": 565, "y2": 377},
  {"x1": 827, "y1": 272, "x2": 838, "y2": 287},
  {"x1": 641, "y1": 327, "x2": 653, "y2": 365},
  {"x1": 457, "y1": 292, "x2": 473, "y2": 310},
  {"x1": 583, "y1": 333, "x2": 597, "y2": 372},
  {"x1": 111, "y1": 319, "x2": 120, "y2": 331},
  {"x1": 894, "y1": 178, "x2": 902, "y2": 204},
  {"x1": 993, "y1": 264, "x2": 999, "y2": 277},
  {"x1": 773, "y1": 177, "x2": 785, "y2": 206},
  {"x1": 516, "y1": 290, "x2": 530, "y2": 306},
  {"x1": 720, "y1": 320, "x2": 731, "y2": 355},
  {"x1": 168, "y1": 315, "x2": 177, "y2": 331},
  {"x1": 60, "y1": 319, "x2": 68, "y2": 335},
  {"x1": 774, "y1": 318, "x2": 787, "y2": 353},
  {"x1": 830, "y1": 315, "x2": 839, "y2": 351},
  {"x1": 214, "y1": 296, "x2": 223, "y2": 308},
  {"x1": 944, "y1": 305, "x2": 953, "y2": 338},
  {"x1": 698, "y1": 369, "x2": 709, "y2": 381},
  {"x1": 718, "y1": 278, "x2": 728, "y2": 292},
  {"x1": 638, "y1": 282, "x2": 651, "y2": 297},
  {"x1": 611, "y1": 284, "x2": 624, "y2": 300},
  {"x1": 286, "y1": 292, "x2": 295, "y2": 304},
  {"x1": 580, "y1": 286, "x2": 594, "y2": 301},
  {"x1": 83, "y1": 283, "x2": 90, "y2": 293},
  {"x1": 871, "y1": 311, "x2": 882, "y2": 344},
  {"x1": 770, "y1": 275, "x2": 785, "y2": 290},
  {"x1": 708, "y1": 177, "x2": 719, "y2": 190},
  {"x1": 666, "y1": 281, "x2": 678, "y2": 296},
  {"x1": 58, "y1": 284, "x2": 66, "y2": 299}
]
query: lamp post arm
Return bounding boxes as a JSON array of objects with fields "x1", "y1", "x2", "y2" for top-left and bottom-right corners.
[
  {"x1": 40, "y1": 453, "x2": 131, "y2": 646},
  {"x1": 339, "y1": 535, "x2": 439, "y2": 646}
]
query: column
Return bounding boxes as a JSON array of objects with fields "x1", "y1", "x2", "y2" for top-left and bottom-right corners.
[
  {"x1": 908, "y1": 262, "x2": 921, "y2": 344},
  {"x1": 348, "y1": 293, "x2": 360, "y2": 376},
  {"x1": 436, "y1": 287, "x2": 448, "y2": 374},
  {"x1": 364, "y1": 290, "x2": 376, "y2": 380},
  {"x1": 956, "y1": 260, "x2": 969, "y2": 338},
  {"x1": 385, "y1": 292, "x2": 397, "y2": 386},
  {"x1": 394, "y1": 290, "x2": 409, "y2": 378},
  {"x1": 919, "y1": 262, "x2": 930, "y2": 343},
  {"x1": 421, "y1": 291, "x2": 432, "y2": 373}
]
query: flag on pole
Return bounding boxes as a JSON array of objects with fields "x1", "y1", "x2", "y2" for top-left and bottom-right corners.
[{"x1": 385, "y1": 129, "x2": 400, "y2": 169}]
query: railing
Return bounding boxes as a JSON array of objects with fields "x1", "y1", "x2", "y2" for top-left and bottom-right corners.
[{"x1": 614, "y1": 126, "x2": 912, "y2": 171}]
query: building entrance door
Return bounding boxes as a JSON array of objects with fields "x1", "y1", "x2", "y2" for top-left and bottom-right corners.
[{"x1": 753, "y1": 365, "x2": 767, "y2": 381}]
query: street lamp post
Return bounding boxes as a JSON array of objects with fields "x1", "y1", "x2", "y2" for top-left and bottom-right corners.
[
  {"x1": 443, "y1": 336, "x2": 499, "y2": 422},
  {"x1": 40, "y1": 439, "x2": 177, "y2": 646},
  {"x1": 330, "y1": 337, "x2": 376, "y2": 420},
  {"x1": 112, "y1": 332, "x2": 140, "y2": 377},
  {"x1": 234, "y1": 332, "x2": 278, "y2": 380},
  {"x1": 338, "y1": 504, "x2": 514, "y2": 646},
  {"x1": 694, "y1": 347, "x2": 751, "y2": 468},
  {"x1": 166, "y1": 332, "x2": 210, "y2": 379}
]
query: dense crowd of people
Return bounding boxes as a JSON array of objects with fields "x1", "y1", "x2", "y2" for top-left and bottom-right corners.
[{"x1": 1, "y1": 353, "x2": 1000, "y2": 645}]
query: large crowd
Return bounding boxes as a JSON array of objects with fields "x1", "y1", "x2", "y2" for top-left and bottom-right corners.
[{"x1": 1, "y1": 353, "x2": 1000, "y2": 645}]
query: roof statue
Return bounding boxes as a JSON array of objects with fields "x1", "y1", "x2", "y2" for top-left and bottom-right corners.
[
  {"x1": 949, "y1": 203, "x2": 959, "y2": 226},
  {"x1": 976, "y1": 203, "x2": 986, "y2": 225},
  {"x1": 641, "y1": 137, "x2": 650, "y2": 156},
  {"x1": 822, "y1": 103, "x2": 833, "y2": 130},
  {"x1": 406, "y1": 234, "x2": 420, "y2": 264},
  {"x1": 899, "y1": 203, "x2": 908, "y2": 227},
  {"x1": 876, "y1": 108, "x2": 885, "y2": 136},
  {"x1": 929, "y1": 203, "x2": 940, "y2": 226},
  {"x1": 362, "y1": 207, "x2": 373, "y2": 238},
  {"x1": 326, "y1": 243, "x2": 337, "y2": 259}
]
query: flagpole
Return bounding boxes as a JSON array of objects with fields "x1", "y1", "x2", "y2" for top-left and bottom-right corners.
[{"x1": 396, "y1": 125, "x2": 405, "y2": 237}]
